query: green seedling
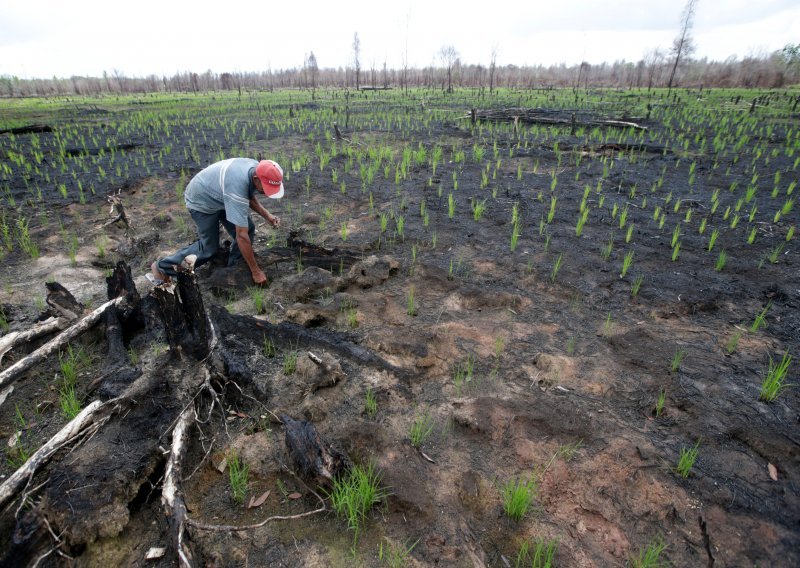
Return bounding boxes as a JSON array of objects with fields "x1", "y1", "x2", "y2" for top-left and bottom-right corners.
[
  {"x1": 58, "y1": 345, "x2": 83, "y2": 387},
  {"x1": 750, "y1": 301, "x2": 771, "y2": 332},
  {"x1": 715, "y1": 250, "x2": 727, "y2": 272},
  {"x1": 766, "y1": 243, "x2": 784, "y2": 264},
  {"x1": 671, "y1": 347, "x2": 686, "y2": 372},
  {"x1": 59, "y1": 381, "x2": 82, "y2": 419},
  {"x1": 550, "y1": 253, "x2": 563, "y2": 283},
  {"x1": 515, "y1": 538, "x2": 558, "y2": 568},
  {"x1": 626, "y1": 223, "x2": 635, "y2": 243},
  {"x1": 453, "y1": 355, "x2": 475, "y2": 394},
  {"x1": 510, "y1": 220, "x2": 521, "y2": 252},
  {"x1": 472, "y1": 198, "x2": 487, "y2": 221},
  {"x1": 556, "y1": 439, "x2": 583, "y2": 462},
  {"x1": 602, "y1": 312, "x2": 614, "y2": 337},
  {"x1": 501, "y1": 475, "x2": 538, "y2": 522},
  {"x1": 759, "y1": 351, "x2": 792, "y2": 402},
  {"x1": 708, "y1": 228, "x2": 719, "y2": 251},
  {"x1": 364, "y1": 387, "x2": 378, "y2": 418},
  {"x1": 620, "y1": 250, "x2": 634, "y2": 278},
  {"x1": 347, "y1": 308, "x2": 358, "y2": 328},
  {"x1": 631, "y1": 273, "x2": 644, "y2": 297},
  {"x1": 262, "y1": 337, "x2": 276, "y2": 358},
  {"x1": 725, "y1": 330, "x2": 742, "y2": 354},
  {"x1": 227, "y1": 450, "x2": 249, "y2": 504},
  {"x1": 671, "y1": 242, "x2": 681, "y2": 261},
  {"x1": 600, "y1": 237, "x2": 613, "y2": 261},
  {"x1": 283, "y1": 350, "x2": 298, "y2": 375},
  {"x1": 655, "y1": 388, "x2": 666, "y2": 417},
  {"x1": 248, "y1": 286, "x2": 267, "y2": 314},
  {"x1": 494, "y1": 336, "x2": 505, "y2": 360},
  {"x1": 379, "y1": 537, "x2": 419, "y2": 568},
  {"x1": 409, "y1": 412, "x2": 435, "y2": 448},
  {"x1": 675, "y1": 441, "x2": 700, "y2": 478},
  {"x1": 630, "y1": 537, "x2": 667, "y2": 568},
  {"x1": 326, "y1": 461, "x2": 388, "y2": 547},
  {"x1": 406, "y1": 286, "x2": 416, "y2": 316}
]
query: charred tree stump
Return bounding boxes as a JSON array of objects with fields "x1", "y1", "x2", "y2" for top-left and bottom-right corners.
[
  {"x1": 94, "y1": 305, "x2": 141, "y2": 399},
  {"x1": 2, "y1": 265, "x2": 215, "y2": 566},
  {"x1": 282, "y1": 416, "x2": 350, "y2": 486},
  {"x1": 104, "y1": 192, "x2": 131, "y2": 228},
  {"x1": 153, "y1": 271, "x2": 210, "y2": 360},
  {"x1": 45, "y1": 281, "x2": 84, "y2": 321},
  {"x1": 106, "y1": 260, "x2": 141, "y2": 322}
]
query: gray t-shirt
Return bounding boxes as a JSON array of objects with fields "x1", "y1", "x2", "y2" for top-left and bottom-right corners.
[{"x1": 184, "y1": 158, "x2": 256, "y2": 227}]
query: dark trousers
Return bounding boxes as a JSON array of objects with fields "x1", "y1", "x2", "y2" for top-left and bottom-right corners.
[{"x1": 156, "y1": 209, "x2": 254, "y2": 277}]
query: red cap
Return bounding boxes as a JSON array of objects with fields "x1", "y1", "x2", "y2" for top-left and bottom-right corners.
[{"x1": 255, "y1": 160, "x2": 284, "y2": 198}]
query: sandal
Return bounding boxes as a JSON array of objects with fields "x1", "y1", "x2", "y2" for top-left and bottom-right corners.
[
  {"x1": 148, "y1": 261, "x2": 171, "y2": 285},
  {"x1": 145, "y1": 273, "x2": 165, "y2": 285}
]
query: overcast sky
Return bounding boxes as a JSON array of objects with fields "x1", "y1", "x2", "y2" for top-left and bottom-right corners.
[{"x1": 1, "y1": 0, "x2": 798, "y2": 79}]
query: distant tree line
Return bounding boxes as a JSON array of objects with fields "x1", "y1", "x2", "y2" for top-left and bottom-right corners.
[{"x1": 1, "y1": 45, "x2": 798, "y2": 97}]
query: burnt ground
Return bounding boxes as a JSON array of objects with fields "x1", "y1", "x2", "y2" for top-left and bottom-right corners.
[{"x1": 0, "y1": 91, "x2": 798, "y2": 567}]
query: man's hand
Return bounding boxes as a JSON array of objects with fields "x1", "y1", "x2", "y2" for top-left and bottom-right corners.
[
  {"x1": 268, "y1": 213, "x2": 281, "y2": 228},
  {"x1": 251, "y1": 268, "x2": 268, "y2": 286}
]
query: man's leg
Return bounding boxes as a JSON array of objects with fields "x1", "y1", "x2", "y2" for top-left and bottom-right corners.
[
  {"x1": 155, "y1": 210, "x2": 223, "y2": 278},
  {"x1": 222, "y1": 216, "x2": 255, "y2": 267}
]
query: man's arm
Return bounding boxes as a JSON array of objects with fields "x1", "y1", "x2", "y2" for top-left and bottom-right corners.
[
  {"x1": 249, "y1": 196, "x2": 280, "y2": 227},
  {"x1": 235, "y1": 225, "x2": 267, "y2": 285}
]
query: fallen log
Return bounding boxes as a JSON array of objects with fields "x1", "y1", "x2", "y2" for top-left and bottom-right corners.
[
  {"x1": 0, "y1": 124, "x2": 53, "y2": 135},
  {"x1": 471, "y1": 107, "x2": 648, "y2": 131},
  {"x1": 256, "y1": 231, "x2": 363, "y2": 272},
  {"x1": 162, "y1": 404, "x2": 195, "y2": 568},
  {"x1": 0, "y1": 296, "x2": 126, "y2": 396},
  {"x1": 0, "y1": 317, "x2": 69, "y2": 365},
  {"x1": 0, "y1": 399, "x2": 109, "y2": 511},
  {"x1": 210, "y1": 305, "x2": 405, "y2": 378}
]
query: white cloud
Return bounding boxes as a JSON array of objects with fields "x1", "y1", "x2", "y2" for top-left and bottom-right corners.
[{"x1": 1, "y1": 0, "x2": 798, "y2": 78}]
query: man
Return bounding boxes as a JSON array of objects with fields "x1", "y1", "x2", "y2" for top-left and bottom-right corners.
[{"x1": 147, "y1": 158, "x2": 284, "y2": 286}]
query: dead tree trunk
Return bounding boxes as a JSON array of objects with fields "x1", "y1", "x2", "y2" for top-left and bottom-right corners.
[{"x1": 1, "y1": 260, "x2": 403, "y2": 566}]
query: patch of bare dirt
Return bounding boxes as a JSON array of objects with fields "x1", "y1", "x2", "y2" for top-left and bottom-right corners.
[{"x1": 0, "y1": 97, "x2": 798, "y2": 568}]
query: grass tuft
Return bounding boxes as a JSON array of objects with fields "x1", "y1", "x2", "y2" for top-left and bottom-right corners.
[
  {"x1": 378, "y1": 538, "x2": 419, "y2": 567},
  {"x1": 630, "y1": 537, "x2": 667, "y2": 568},
  {"x1": 515, "y1": 537, "x2": 558, "y2": 568},
  {"x1": 409, "y1": 412, "x2": 435, "y2": 448},
  {"x1": 227, "y1": 450, "x2": 249, "y2": 504},
  {"x1": 501, "y1": 475, "x2": 538, "y2": 521},
  {"x1": 365, "y1": 387, "x2": 378, "y2": 418},
  {"x1": 675, "y1": 441, "x2": 700, "y2": 478},
  {"x1": 759, "y1": 351, "x2": 792, "y2": 402},
  {"x1": 326, "y1": 461, "x2": 389, "y2": 546}
]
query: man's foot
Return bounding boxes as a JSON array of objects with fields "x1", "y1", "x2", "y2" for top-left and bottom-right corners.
[{"x1": 147, "y1": 261, "x2": 171, "y2": 285}]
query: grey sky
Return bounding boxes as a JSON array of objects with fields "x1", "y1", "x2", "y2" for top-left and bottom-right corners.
[{"x1": 1, "y1": 0, "x2": 797, "y2": 79}]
